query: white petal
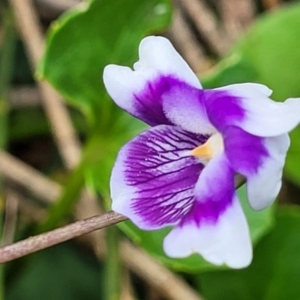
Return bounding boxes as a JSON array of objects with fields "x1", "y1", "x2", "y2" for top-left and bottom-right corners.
[
  {"x1": 135, "y1": 36, "x2": 201, "y2": 89},
  {"x1": 247, "y1": 133, "x2": 290, "y2": 210},
  {"x1": 103, "y1": 36, "x2": 201, "y2": 125},
  {"x1": 217, "y1": 83, "x2": 300, "y2": 136},
  {"x1": 163, "y1": 197, "x2": 252, "y2": 269}
]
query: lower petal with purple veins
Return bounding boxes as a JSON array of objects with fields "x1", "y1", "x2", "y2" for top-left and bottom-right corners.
[
  {"x1": 164, "y1": 154, "x2": 252, "y2": 269},
  {"x1": 110, "y1": 125, "x2": 207, "y2": 230},
  {"x1": 163, "y1": 196, "x2": 252, "y2": 269}
]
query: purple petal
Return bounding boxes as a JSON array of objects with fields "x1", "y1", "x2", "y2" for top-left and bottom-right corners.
[
  {"x1": 132, "y1": 76, "x2": 185, "y2": 126},
  {"x1": 224, "y1": 127, "x2": 290, "y2": 210},
  {"x1": 103, "y1": 36, "x2": 201, "y2": 126},
  {"x1": 162, "y1": 79, "x2": 216, "y2": 135},
  {"x1": 224, "y1": 126, "x2": 268, "y2": 175},
  {"x1": 207, "y1": 83, "x2": 300, "y2": 136},
  {"x1": 110, "y1": 125, "x2": 207, "y2": 229},
  {"x1": 203, "y1": 89, "x2": 246, "y2": 132}
]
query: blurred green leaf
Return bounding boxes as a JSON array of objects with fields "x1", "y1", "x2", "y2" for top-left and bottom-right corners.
[
  {"x1": 6, "y1": 243, "x2": 103, "y2": 300},
  {"x1": 39, "y1": 0, "x2": 172, "y2": 125},
  {"x1": 199, "y1": 206, "x2": 300, "y2": 300},
  {"x1": 119, "y1": 185, "x2": 274, "y2": 273}
]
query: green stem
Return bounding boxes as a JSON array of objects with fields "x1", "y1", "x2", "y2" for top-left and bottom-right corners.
[
  {"x1": 105, "y1": 226, "x2": 121, "y2": 300},
  {"x1": 0, "y1": 6, "x2": 17, "y2": 299}
]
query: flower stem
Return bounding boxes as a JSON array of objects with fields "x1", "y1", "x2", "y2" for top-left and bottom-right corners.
[{"x1": 105, "y1": 227, "x2": 121, "y2": 300}]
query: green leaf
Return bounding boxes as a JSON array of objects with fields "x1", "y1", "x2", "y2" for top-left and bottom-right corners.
[
  {"x1": 118, "y1": 185, "x2": 274, "y2": 273},
  {"x1": 199, "y1": 206, "x2": 300, "y2": 300},
  {"x1": 38, "y1": 0, "x2": 172, "y2": 125},
  {"x1": 6, "y1": 243, "x2": 103, "y2": 300}
]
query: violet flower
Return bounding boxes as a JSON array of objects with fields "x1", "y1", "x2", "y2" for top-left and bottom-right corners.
[{"x1": 103, "y1": 36, "x2": 300, "y2": 268}]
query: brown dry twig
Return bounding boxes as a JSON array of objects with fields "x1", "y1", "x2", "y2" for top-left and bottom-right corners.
[
  {"x1": 178, "y1": 0, "x2": 231, "y2": 56},
  {"x1": 219, "y1": 0, "x2": 255, "y2": 41},
  {"x1": 262, "y1": 0, "x2": 282, "y2": 10},
  {"x1": 168, "y1": 3, "x2": 212, "y2": 73},
  {"x1": 0, "y1": 211, "x2": 126, "y2": 263}
]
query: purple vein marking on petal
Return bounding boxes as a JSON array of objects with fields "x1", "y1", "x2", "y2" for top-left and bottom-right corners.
[
  {"x1": 224, "y1": 126, "x2": 269, "y2": 176},
  {"x1": 204, "y1": 89, "x2": 246, "y2": 131},
  {"x1": 133, "y1": 75, "x2": 199, "y2": 126},
  {"x1": 123, "y1": 125, "x2": 208, "y2": 227}
]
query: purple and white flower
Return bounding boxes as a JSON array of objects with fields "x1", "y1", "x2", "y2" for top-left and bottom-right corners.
[{"x1": 103, "y1": 36, "x2": 300, "y2": 269}]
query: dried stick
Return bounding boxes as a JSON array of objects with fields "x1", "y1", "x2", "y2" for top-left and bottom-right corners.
[
  {"x1": 262, "y1": 0, "x2": 282, "y2": 10},
  {"x1": 9, "y1": 85, "x2": 40, "y2": 107},
  {"x1": 219, "y1": 0, "x2": 255, "y2": 41},
  {"x1": 0, "y1": 151, "x2": 203, "y2": 300},
  {"x1": 0, "y1": 211, "x2": 126, "y2": 263},
  {"x1": 9, "y1": 0, "x2": 81, "y2": 169},
  {"x1": 168, "y1": 3, "x2": 212, "y2": 73},
  {"x1": 178, "y1": 0, "x2": 231, "y2": 56},
  {"x1": 0, "y1": 151, "x2": 60, "y2": 203},
  {"x1": 121, "y1": 241, "x2": 203, "y2": 300}
]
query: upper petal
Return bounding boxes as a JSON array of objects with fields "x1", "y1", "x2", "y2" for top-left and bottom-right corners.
[
  {"x1": 103, "y1": 36, "x2": 201, "y2": 126},
  {"x1": 205, "y1": 83, "x2": 300, "y2": 136},
  {"x1": 162, "y1": 81, "x2": 216, "y2": 135},
  {"x1": 163, "y1": 154, "x2": 252, "y2": 268},
  {"x1": 224, "y1": 126, "x2": 290, "y2": 210},
  {"x1": 110, "y1": 124, "x2": 207, "y2": 230}
]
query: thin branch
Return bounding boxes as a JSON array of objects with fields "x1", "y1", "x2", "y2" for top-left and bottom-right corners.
[
  {"x1": 178, "y1": 0, "x2": 231, "y2": 56},
  {"x1": 219, "y1": 0, "x2": 255, "y2": 41},
  {"x1": 9, "y1": 0, "x2": 82, "y2": 169},
  {"x1": 9, "y1": 85, "x2": 40, "y2": 107},
  {"x1": 0, "y1": 151, "x2": 60, "y2": 203},
  {"x1": 262, "y1": 0, "x2": 282, "y2": 10},
  {"x1": 0, "y1": 211, "x2": 126, "y2": 263},
  {"x1": 168, "y1": 2, "x2": 212, "y2": 74},
  {"x1": 121, "y1": 241, "x2": 203, "y2": 300}
]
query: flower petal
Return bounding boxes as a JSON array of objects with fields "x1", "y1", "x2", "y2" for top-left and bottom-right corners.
[
  {"x1": 103, "y1": 36, "x2": 201, "y2": 126},
  {"x1": 110, "y1": 125, "x2": 207, "y2": 229},
  {"x1": 163, "y1": 155, "x2": 252, "y2": 268},
  {"x1": 246, "y1": 134, "x2": 290, "y2": 210},
  {"x1": 164, "y1": 197, "x2": 252, "y2": 268},
  {"x1": 162, "y1": 81, "x2": 216, "y2": 135},
  {"x1": 164, "y1": 196, "x2": 252, "y2": 269},
  {"x1": 224, "y1": 126, "x2": 290, "y2": 210},
  {"x1": 207, "y1": 83, "x2": 300, "y2": 136}
]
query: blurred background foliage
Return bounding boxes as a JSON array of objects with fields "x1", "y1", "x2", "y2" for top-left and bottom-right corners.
[{"x1": 1, "y1": 0, "x2": 300, "y2": 299}]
